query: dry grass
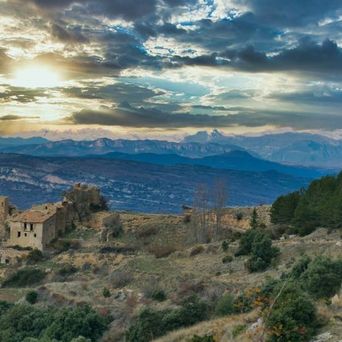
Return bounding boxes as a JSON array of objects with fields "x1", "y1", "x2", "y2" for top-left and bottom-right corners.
[{"x1": 153, "y1": 310, "x2": 260, "y2": 342}]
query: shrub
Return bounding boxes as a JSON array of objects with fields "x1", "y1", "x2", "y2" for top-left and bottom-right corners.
[
  {"x1": 136, "y1": 226, "x2": 158, "y2": 238},
  {"x1": 250, "y1": 208, "x2": 259, "y2": 229},
  {"x1": 126, "y1": 296, "x2": 208, "y2": 342},
  {"x1": 221, "y1": 240, "x2": 229, "y2": 252},
  {"x1": 0, "y1": 303, "x2": 110, "y2": 342},
  {"x1": 190, "y1": 245, "x2": 205, "y2": 257},
  {"x1": 26, "y1": 249, "x2": 44, "y2": 264},
  {"x1": 288, "y1": 255, "x2": 311, "y2": 279},
  {"x1": 110, "y1": 270, "x2": 133, "y2": 288},
  {"x1": 58, "y1": 264, "x2": 78, "y2": 277},
  {"x1": 235, "y1": 229, "x2": 261, "y2": 256},
  {"x1": 53, "y1": 239, "x2": 81, "y2": 252},
  {"x1": 222, "y1": 255, "x2": 233, "y2": 263},
  {"x1": 25, "y1": 291, "x2": 38, "y2": 304},
  {"x1": 246, "y1": 234, "x2": 279, "y2": 272},
  {"x1": 102, "y1": 287, "x2": 111, "y2": 298},
  {"x1": 148, "y1": 244, "x2": 176, "y2": 258},
  {"x1": 235, "y1": 212, "x2": 243, "y2": 221},
  {"x1": 300, "y1": 256, "x2": 342, "y2": 299},
  {"x1": 151, "y1": 290, "x2": 166, "y2": 302},
  {"x1": 214, "y1": 293, "x2": 235, "y2": 317},
  {"x1": 191, "y1": 335, "x2": 214, "y2": 342},
  {"x1": 103, "y1": 213, "x2": 123, "y2": 238},
  {"x1": 265, "y1": 283, "x2": 317, "y2": 342},
  {"x1": 2, "y1": 268, "x2": 46, "y2": 288}
]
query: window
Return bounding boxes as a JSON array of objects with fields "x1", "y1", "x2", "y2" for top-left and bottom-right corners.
[
  {"x1": 34, "y1": 233, "x2": 37, "y2": 238},
  {"x1": 30, "y1": 224, "x2": 34, "y2": 231},
  {"x1": 17, "y1": 231, "x2": 21, "y2": 238},
  {"x1": 24, "y1": 233, "x2": 27, "y2": 237},
  {"x1": 24, "y1": 223, "x2": 27, "y2": 229}
]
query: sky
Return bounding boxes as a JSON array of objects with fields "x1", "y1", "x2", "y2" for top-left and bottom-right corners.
[{"x1": 0, "y1": 0, "x2": 342, "y2": 140}]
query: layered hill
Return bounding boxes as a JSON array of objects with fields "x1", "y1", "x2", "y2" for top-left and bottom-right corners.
[{"x1": 0, "y1": 153, "x2": 310, "y2": 212}]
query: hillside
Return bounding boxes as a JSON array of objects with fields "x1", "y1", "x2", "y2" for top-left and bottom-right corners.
[
  {"x1": 0, "y1": 209, "x2": 340, "y2": 341},
  {"x1": 0, "y1": 153, "x2": 310, "y2": 212}
]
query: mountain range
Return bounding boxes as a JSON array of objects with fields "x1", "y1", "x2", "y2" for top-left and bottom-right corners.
[
  {"x1": 1, "y1": 130, "x2": 342, "y2": 168},
  {"x1": 0, "y1": 130, "x2": 340, "y2": 212}
]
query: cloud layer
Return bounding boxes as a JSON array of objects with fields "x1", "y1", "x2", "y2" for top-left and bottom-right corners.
[{"x1": 0, "y1": 0, "x2": 342, "y2": 136}]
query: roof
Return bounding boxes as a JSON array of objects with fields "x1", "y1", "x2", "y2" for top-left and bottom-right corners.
[{"x1": 10, "y1": 209, "x2": 56, "y2": 223}]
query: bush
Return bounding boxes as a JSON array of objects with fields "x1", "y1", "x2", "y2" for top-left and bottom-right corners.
[
  {"x1": 236, "y1": 229, "x2": 279, "y2": 272},
  {"x1": 26, "y1": 249, "x2": 44, "y2": 264},
  {"x1": 0, "y1": 304, "x2": 110, "y2": 342},
  {"x1": 190, "y1": 245, "x2": 205, "y2": 257},
  {"x1": 191, "y1": 335, "x2": 214, "y2": 342},
  {"x1": 102, "y1": 287, "x2": 111, "y2": 298},
  {"x1": 246, "y1": 234, "x2": 279, "y2": 272},
  {"x1": 266, "y1": 283, "x2": 317, "y2": 342},
  {"x1": 222, "y1": 255, "x2": 233, "y2": 263},
  {"x1": 151, "y1": 290, "x2": 166, "y2": 302},
  {"x1": 53, "y1": 239, "x2": 81, "y2": 252},
  {"x1": 235, "y1": 212, "x2": 243, "y2": 221},
  {"x1": 235, "y1": 229, "x2": 261, "y2": 256},
  {"x1": 58, "y1": 264, "x2": 78, "y2": 277},
  {"x1": 148, "y1": 244, "x2": 176, "y2": 258},
  {"x1": 221, "y1": 240, "x2": 229, "y2": 252},
  {"x1": 25, "y1": 291, "x2": 38, "y2": 304},
  {"x1": 136, "y1": 226, "x2": 158, "y2": 238},
  {"x1": 215, "y1": 293, "x2": 234, "y2": 317},
  {"x1": 300, "y1": 256, "x2": 342, "y2": 299},
  {"x1": 2, "y1": 268, "x2": 46, "y2": 288},
  {"x1": 126, "y1": 296, "x2": 208, "y2": 342},
  {"x1": 110, "y1": 270, "x2": 133, "y2": 288}
]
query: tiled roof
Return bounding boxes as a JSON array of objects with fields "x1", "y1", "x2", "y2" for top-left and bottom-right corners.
[{"x1": 10, "y1": 209, "x2": 56, "y2": 223}]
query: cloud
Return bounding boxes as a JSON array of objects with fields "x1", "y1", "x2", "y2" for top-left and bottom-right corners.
[
  {"x1": 69, "y1": 102, "x2": 342, "y2": 130},
  {"x1": 50, "y1": 22, "x2": 88, "y2": 44},
  {"x1": 241, "y1": 0, "x2": 342, "y2": 27},
  {"x1": 0, "y1": 87, "x2": 48, "y2": 103},
  {"x1": 0, "y1": 115, "x2": 38, "y2": 121}
]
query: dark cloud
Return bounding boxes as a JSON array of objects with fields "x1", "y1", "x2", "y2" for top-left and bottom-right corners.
[
  {"x1": 68, "y1": 102, "x2": 342, "y2": 130},
  {"x1": 174, "y1": 39, "x2": 342, "y2": 76},
  {"x1": 0, "y1": 88, "x2": 47, "y2": 103},
  {"x1": 0, "y1": 115, "x2": 38, "y2": 121},
  {"x1": 271, "y1": 89, "x2": 342, "y2": 105},
  {"x1": 63, "y1": 82, "x2": 163, "y2": 103},
  {"x1": 241, "y1": 0, "x2": 342, "y2": 27},
  {"x1": 50, "y1": 22, "x2": 88, "y2": 43}
]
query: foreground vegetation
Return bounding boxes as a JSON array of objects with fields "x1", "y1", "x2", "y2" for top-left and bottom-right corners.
[
  {"x1": 0, "y1": 209, "x2": 341, "y2": 341},
  {"x1": 0, "y1": 303, "x2": 110, "y2": 342}
]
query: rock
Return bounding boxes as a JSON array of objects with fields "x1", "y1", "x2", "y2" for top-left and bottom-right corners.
[
  {"x1": 311, "y1": 332, "x2": 333, "y2": 342},
  {"x1": 114, "y1": 290, "x2": 127, "y2": 301}
]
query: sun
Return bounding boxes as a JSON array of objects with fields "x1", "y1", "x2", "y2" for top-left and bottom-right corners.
[{"x1": 12, "y1": 65, "x2": 62, "y2": 88}]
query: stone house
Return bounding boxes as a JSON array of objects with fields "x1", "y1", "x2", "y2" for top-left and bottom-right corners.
[
  {"x1": 2, "y1": 183, "x2": 107, "y2": 251},
  {"x1": 8, "y1": 208, "x2": 58, "y2": 251}
]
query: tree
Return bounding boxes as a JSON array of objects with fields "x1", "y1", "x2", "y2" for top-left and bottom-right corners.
[
  {"x1": 212, "y1": 179, "x2": 228, "y2": 240},
  {"x1": 250, "y1": 208, "x2": 259, "y2": 229},
  {"x1": 246, "y1": 234, "x2": 279, "y2": 272},
  {"x1": 271, "y1": 191, "x2": 301, "y2": 224},
  {"x1": 300, "y1": 256, "x2": 342, "y2": 299},
  {"x1": 191, "y1": 184, "x2": 210, "y2": 243},
  {"x1": 265, "y1": 283, "x2": 317, "y2": 342}
]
